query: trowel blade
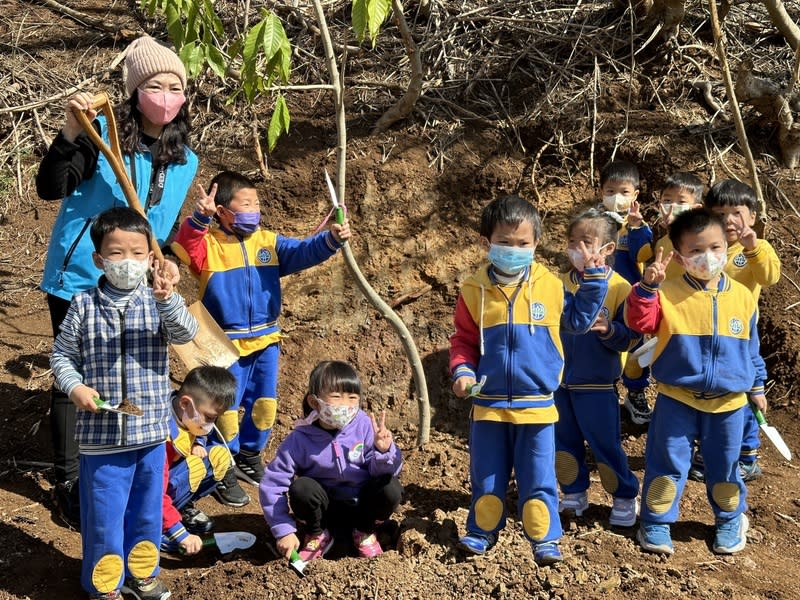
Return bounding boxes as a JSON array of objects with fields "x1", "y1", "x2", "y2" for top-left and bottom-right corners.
[
  {"x1": 760, "y1": 424, "x2": 792, "y2": 461},
  {"x1": 213, "y1": 531, "x2": 257, "y2": 554}
]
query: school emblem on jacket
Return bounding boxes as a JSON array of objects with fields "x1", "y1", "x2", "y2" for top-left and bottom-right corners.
[
  {"x1": 729, "y1": 317, "x2": 744, "y2": 335},
  {"x1": 348, "y1": 442, "x2": 364, "y2": 462},
  {"x1": 257, "y1": 248, "x2": 272, "y2": 264},
  {"x1": 733, "y1": 253, "x2": 747, "y2": 268},
  {"x1": 531, "y1": 302, "x2": 546, "y2": 321}
]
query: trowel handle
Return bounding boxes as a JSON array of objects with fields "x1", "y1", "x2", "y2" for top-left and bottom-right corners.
[
  {"x1": 202, "y1": 537, "x2": 217, "y2": 547},
  {"x1": 749, "y1": 403, "x2": 767, "y2": 426},
  {"x1": 335, "y1": 206, "x2": 344, "y2": 225}
]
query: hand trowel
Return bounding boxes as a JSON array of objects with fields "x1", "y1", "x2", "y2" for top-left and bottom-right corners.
[
  {"x1": 750, "y1": 404, "x2": 792, "y2": 461},
  {"x1": 204, "y1": 531, "x2": 257, "y2": 554}
]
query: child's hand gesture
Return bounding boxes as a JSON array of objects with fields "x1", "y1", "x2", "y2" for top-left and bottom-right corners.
[
  {"x1": 277, "y1": 533, "x2": 300, "y2": 559},
  {"x1": 627, "y1": 200, "x2": 644, "y2": 228},
  {"x1": 658, "y1": 203, "x2": 675, "y2": 225},
  {"x1": 179, "y1": 534, "x2": 203, "y2": 555},
  {"x1": 578, "y1": 241, "x2": 606, "y2": 270},
  {"x1": 452, "y1": 376, "x2": 476, "y2": 399},
  {"x1": 735, "y1": 218, "x2": 758, "y2": 251},
  {"x1": 195, "y1": 183, "x2": 218, "y2": 218},
  {"x1": 643, "y1": 247, "x2": 673, "y2": 286},
  {"x1": 590, "y1": 310, "x2": 609, "y2": 334},
  {"x1": 152, "y1": 260, "x2": 175, "y2": 300},
  {"x1": 330, "y1": 219, "x2": 351, "y2": 245},
  {"x1": 191, "y1": 444, "x2": 208, "y2": 459},
  {"x1": 69, "y1": 384, "x2": 102, "y2": 413},
  {"x1": 371, "y1": 410, "x2": 394, "y2": 452}
]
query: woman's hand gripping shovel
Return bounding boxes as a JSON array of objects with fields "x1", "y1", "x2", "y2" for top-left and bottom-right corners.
[{"x1": 72, "y1": 93, "x2": 239, "y2": 371}]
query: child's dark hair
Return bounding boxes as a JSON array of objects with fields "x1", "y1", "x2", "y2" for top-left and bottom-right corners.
[
  {"x1": 662, "y1": 172, "x2": 704, "y2": 203},
  {"x1": 480, "y1": 194, "x2": 542, "y2": 241},
  {"x1": 704, "y1": 179, "x2": 759, "y2": 214},
  {"x1": 668, "y1": 208, "x2": 725, "y2": 250},
  {"x1": 178, "y1": 366, "x2": 237, "y2": 413},
  {"x1": 303, "y1": 360, "x2": 362, "y2": 416},
  {"x1": 209, "y1": 171, "x2": 257, "y2": 209},
  {"x1": 567, "y1": 207, "x2": 621, "y2": 246},
  {"x1": 90, "y1": 207, "x2": 152, "y2": 251},
  {"x1": 599, "y1": 160, "x2": 640, "y2": 189}
]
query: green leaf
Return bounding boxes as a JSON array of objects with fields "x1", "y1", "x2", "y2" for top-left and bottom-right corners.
[
  {"x1": 367, "y1": 0, "x2": 391, "y2": 47},
  {"x1": 205, "y1": 43, "x2": 227, "y2": 78},
  {"x1": 165, "y1": 4, "x2": 185, "y2": 49},
  {"x1": 243, "y1": 20, "x2": 265, "y2": 65},
  {"x1": 261, "y1": 14, "x2": 287, "y2": 63},
  {"x1": 267, "y1": 94, "x2": 290, "y2": 152},
  {"x1": 179, "y1": 41, "x2": 203, "y2": 78},
  {"x1": 202, "y1": 0, "x2": 225, "y2": 36},
  {"x1": 352, "y1": 0, "x2": 367, "y2": 44}
]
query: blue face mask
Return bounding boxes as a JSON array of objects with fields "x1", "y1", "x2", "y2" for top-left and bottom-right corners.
[
  {"x1": 231, "y1": 211, "x2": 261, "y2": 235},
  {"x1": 487, "y1": 244, "x2": 534, "y2": 274}
]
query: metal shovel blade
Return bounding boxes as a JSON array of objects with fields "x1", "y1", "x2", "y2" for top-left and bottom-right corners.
[
  {"x1": 760, "y1": 424, "x2": 792, "y2": 461},
  {"x1": 211, "y1": 531, "x2": 257, "y2": 554}
]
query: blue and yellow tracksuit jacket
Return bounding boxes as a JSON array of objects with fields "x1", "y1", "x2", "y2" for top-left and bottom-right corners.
[
  {"x1": 560, "y1": 268, "x2": 640, "y2": 389},
  {"x1": 616, "y1": 221, "x2": 652, "y2": 285},
  {"x1": 724, "y1": 239, "x2": 780, "y2": 302},
  {"x1": 625, "y1": 273, "x2": 766, "y2": 413},
  {"x1": 449, "y1": 262, "x2": 608, "y2": 423}
]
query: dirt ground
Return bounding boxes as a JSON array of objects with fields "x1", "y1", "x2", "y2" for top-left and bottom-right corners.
[{"x1": 2, "y1": 2, "x2": 800, "y2": 599}]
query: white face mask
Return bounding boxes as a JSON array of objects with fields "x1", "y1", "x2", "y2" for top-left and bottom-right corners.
[
  {"x1": 603, "y1": 193, "x2": 632, "y2": 213},
  {"x1": 315, "y1": 396, "x2": 359, "y2": 429},
  {"x1": 680, "y1": 250, "x2": 727, "y2": 280},
  {"x1": 102, "y1": 257, "x2": 150, "y2": 290},
  {"x1": 661, "y1": 203, "x2": 693, "y2": 218},
  {"x1": 567, "y1": 242, "x2": 612, "y2": 272},
  {"x1": 180, "y1": 399, "x2": 215, "y2": 437}
]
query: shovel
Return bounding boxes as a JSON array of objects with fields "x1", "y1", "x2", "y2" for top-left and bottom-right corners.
[
  {"x1": 93, "y1": 396, "x2": 142, "y2": 417},
  {"x1": 179, "y1": 531, "x2": 257, "y2": 555},
  {"x1": 73, "y1": 93, "x2": 239, "y2": 370},
  {"x1": 750, "y1": 404, "x2": 792, "y2": 461},
  {"x1": 288, "y1": 549, "x2": 308, "y2": 578},
  {"x1": 324, "y1": 169, "x2": 345, "y2": 225}
]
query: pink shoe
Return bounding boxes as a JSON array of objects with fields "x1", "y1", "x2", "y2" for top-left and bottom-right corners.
[
  {"x1": 353, "y1": 529, "x2": 383, "y2": 558},
  {"x1": 298, "y1": 529, "x2": 334, "y2": 561}
]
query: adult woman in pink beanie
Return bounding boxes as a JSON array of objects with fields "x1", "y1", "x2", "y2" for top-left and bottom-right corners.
[{"x1": 35, "y1": 34, "x2": 197, "y2": 548}]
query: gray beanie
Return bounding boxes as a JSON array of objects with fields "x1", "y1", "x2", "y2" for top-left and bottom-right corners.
[{"x1": 123, "y1": 36, "x2": 187, "y2": 96}]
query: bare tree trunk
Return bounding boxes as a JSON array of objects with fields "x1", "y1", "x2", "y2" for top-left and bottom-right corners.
[
  {"x1": 762, "y1": 0, "x2": 800, "y2": 52},
  {"x1": 372, "y1": 0, "x2": 423, "y2": 134}
]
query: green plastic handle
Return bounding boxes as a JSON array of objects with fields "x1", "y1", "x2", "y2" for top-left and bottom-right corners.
[
  {"x1": 749, "y1": 403, "x2": 767, "y2": 426},
  {"x1": 335, "y1": 206, "x2": 344, "y2": 225},
  {"x1": 290, "y1": 549, "x2": 302, "y2": 562}
]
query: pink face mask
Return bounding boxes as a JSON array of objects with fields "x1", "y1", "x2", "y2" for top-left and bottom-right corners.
[{"x1": 137, "y1": 90, "x2": 185, "y2": 125}]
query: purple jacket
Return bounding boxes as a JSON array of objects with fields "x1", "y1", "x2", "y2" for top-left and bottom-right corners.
[{"x1": 259, "y1": 410, "x2": 402, "y2": 539}]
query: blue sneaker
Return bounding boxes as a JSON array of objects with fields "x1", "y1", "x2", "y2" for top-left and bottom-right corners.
[
  {"x1": 739, "y1": 461, "x2": 762, "y2": 482},
  {"x1": 637, "y1": 521, "x2": 674, "y2": 555},
  {"x1": 458, "y1": 532, "x2": 498, "y2": 555},
  {"x1": 713, "y1": 513, "x2": 749, "y2": 554},
  {"x1": 532, "y1": 541, "x2": 563, "y2": 566}
]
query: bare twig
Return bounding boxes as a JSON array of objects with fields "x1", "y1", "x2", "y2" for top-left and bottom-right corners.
[{"x1": 31, "y1": 0, "x2": 139, "y2": 40}]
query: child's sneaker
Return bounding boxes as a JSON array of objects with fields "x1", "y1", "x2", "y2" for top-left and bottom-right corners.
[
  {"x1": 89, "y1": 592, "x2": 121, "y2": 600},
  {"x1": 298, "y1": 529, "x2": 335, "y2": 561},
  {"x1": 624, "y1": 389, "x2": 653, "y2": 424},
  {"x1": 458, "y1": 531, "x2": 498, "y2": 555},
  {"x1": 609, "y1": 497, "x2": 639, "y2": 527},
  {"x1": 353, "y1": 529, "x2": 383, "y2": 558},
  {"x1": 558, "y1": 491, "x2": 588, "y2": 516},
  {"x1": 713, "y1": 513, "x2": 749, "y2": 554},
  {"x1": 121, "y1": 576, "x2": 171, "y2": 600},
  {"x1": 739, "y1": 461, "x2": 762, "y2": 482},
  {"x1": 637, "y1": 521, "x2": 674, "y2": 555},
  {"x1": 180, "y1": 502, "x2": 214, "y2": 535},
  {"x1": 532, "y1": 541, "x2": 563, "y2": 566},
  {"x1": 234, "y1": 450, "x2": 265, "y2": 486},
  {"x1": 212, "y1": 466, "x2": 251, "y2": 507}
]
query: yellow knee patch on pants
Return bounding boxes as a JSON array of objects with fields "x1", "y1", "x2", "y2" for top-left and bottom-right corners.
[
  {"x1": 92, "y1": 553, "x2": 123, "y2": 593},
  {"x1": 209, "y1": 445, "x2": 232, "y2": 481},
  {"x1": 474, "y1": 494, "x2": 503, "y2": 532},
  {"x1": 217, "y1": 410, "x2": 239, "y2": 442},
  {"x1": 597, "y1": 462, "x2": 619, "y2": 495},
  {"x1": 127, "y1": 540, "x2": 159, "y2": 579},
  {"x1": 555, "y1": 451, "x2": 578, "y2": 486},
  {"x1": 645, "y1": 475, "x2": 677, "y2": 514},
  {"x1": 522, "y1": 498, "x2": 550, "y2": 541},
  {"x1": 712, "y1": 482, "x2": 740, "y2": 512},
  {"x1": 251, "y1": 397, "x2": 277, "y2": 431},
  {"x1": 186, "y1": 455, "x2": 206, "y2": 492}
]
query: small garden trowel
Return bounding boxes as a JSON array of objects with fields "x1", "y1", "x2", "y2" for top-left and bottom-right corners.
[
  {"x1": 203, "y1": 531, "x2": 257, "y2": 554},
  {"x1": 751, "y1": 405, "x2": 792, "y2": 461}
]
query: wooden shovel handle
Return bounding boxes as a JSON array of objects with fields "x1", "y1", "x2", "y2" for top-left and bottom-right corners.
[{"x1": 73, "y1": 93, "x2": 165, "y2": 263}]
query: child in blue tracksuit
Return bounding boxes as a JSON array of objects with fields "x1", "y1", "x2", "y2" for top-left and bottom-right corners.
[
  {"x1": 626, "y1": 208, "x2": 767, "y2": 556},
  {"x1": 51, "y1": 207, "x2": 197, "y2": 600},
  {"x1": 449, "y1": 195, "x2": 608, "y2": 566},
  {"x1": 556, "y1": 208, "x2": 641, "y2": 527},
  {"x1": 172, "y1": 171, "x2": 351, "y2": 508},
  {"x1": 260, "y1": 361, "x2": 403, "y2": 561},
  {"x1": 161, "y1": 366, "x2": 237, "y2": 555}
]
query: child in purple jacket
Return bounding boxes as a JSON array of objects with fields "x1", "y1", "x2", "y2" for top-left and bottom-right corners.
[{"x1": 259, "y1": 361, "x2": 403, "y2": 561}]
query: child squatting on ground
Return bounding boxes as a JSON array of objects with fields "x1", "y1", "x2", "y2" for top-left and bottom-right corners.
[
  {"x1": 161, "y1": 366, "x2": 238, "y2": 555},
  {"x1": 50, "y1": 207, "x2": 198, "y2": 600},
  {"x1": 625, "y1": 208, "x2": 767, "y2": 556},
  {"x1": 171, "y1": 171, "x2": 351, "y2": 508},
  {"x1": 260, "y1": 360, "x2": 403, "y2": 561},
  {"x1": 449, "y1": 194, "x2": 609, "y2": 566},
  {"x1": 556, "y1": 208, "x2": 641, "y2": 527}
]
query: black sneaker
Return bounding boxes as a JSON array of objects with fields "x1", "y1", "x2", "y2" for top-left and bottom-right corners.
[
  {"x1": 212, "y1": 466, "x2": 251, "y2": 507},
  {"x1": 624, "y1": 389, "x2": 653, "y2": 425},
  {"x1": 53, "y1": 478, "x2": 80, "y2": 529},
  {"x1": 121, "y1": 576, "x2": 170, "y2": 600},
  {"x1": 180, "y1": 502, "x2": 214, "y2": 535},
  {"x1": 234, "y1": 450, "x2": 265, "y2": 486}
]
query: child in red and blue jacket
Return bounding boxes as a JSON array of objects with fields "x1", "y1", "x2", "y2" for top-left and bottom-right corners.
[{"x1": 449, "y1": 194, "x2": 608, "y2": 566}]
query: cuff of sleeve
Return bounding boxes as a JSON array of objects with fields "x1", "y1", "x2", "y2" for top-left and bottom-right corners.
[
  {"x1": 635, "y1": 281, "x2": 659, "y2": 297},
  {"x1": 325, "y1": 230, "x2": 344, "y2": 251},
  {"x1": 452, "y1": 364, "x2": 476, "y2": 381},
  {"x1": 165, "y1": 523, "x2": 189, "y2": 544},
  {"x1": 190, "y1": 211, "x2": 213, "y2": 229},
  {"x1": 742, "y1": 245, "x2": 761, "y2": 258},
  {"x1": 581, "y1": 266, "x2": 607, "y2": 280},
  {"x1": 749, "y1": 385, "x2": 765, "y2": 395},
  {"x1": 598, "y1": 322, "x2": 615, "y2": 340},
  {"x1": 154, "y1": 291, "x2": 181, "y2": 308},
  {"x1": 271, "y1": 523, "x2": 298, "y2": 540}
]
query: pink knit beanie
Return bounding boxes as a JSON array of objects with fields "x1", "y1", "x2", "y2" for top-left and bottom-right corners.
[{"x1": 123, "y1": 36, "x2": 187, "y2": 96}]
